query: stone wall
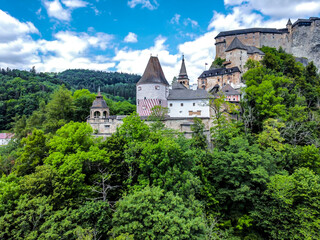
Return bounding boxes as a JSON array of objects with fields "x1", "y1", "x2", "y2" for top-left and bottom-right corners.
[
  {"x1": 88, "y1": 116, "x2": 214, "y2": 142},
  {"x1": 291, "y1": 20, "x2": 320, "y2": 70}
]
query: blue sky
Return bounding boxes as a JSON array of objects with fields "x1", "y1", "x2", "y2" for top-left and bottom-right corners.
[{"x1": 1, "y1": 0, "x2": 320, "y2": 83}]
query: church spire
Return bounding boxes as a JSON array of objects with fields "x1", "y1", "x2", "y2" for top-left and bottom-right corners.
[{"x1": 177, "y1": 55, "x2": 189, "y2": 88}]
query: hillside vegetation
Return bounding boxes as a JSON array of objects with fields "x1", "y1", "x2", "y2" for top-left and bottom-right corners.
[
  {"x1": 57, "y1": 69, "x2": 139, "y2": 103},
  {"x1": 0, "y1": 69, "x2": 137, "y2": 130},
  {"x1": 0, "y1": 48, "x2": 320, "y2": 239}
]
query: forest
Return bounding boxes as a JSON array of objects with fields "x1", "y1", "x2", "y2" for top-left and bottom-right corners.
[
  {"x1": 0, "y1": 47, "x2": 320, "y2": 239},
  {"x1": 0, "y1": 69, "x2": 137, "y2": 130},
  {"x1": 57, "y1": 69, "x2": 139, "y2": 103}
]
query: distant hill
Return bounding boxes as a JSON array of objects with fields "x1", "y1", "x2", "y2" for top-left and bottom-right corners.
[
  {"x1": 57, "y1": 69, "x2": 140, "y2": 103},
  {"x1": 0, "y1": 68, "x2": 139, "y2": 130}
]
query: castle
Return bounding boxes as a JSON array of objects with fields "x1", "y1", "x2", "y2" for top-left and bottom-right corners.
[
  {"x1": 87, "y1": 17, "x2": 319, "y2": 138},
  {"x1": 215, "y1": 17, "x2": 320, "y2": 70}
]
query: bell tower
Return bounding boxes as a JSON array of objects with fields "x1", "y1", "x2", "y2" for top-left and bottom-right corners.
[
  {"x1": 177, "y1": 55, "x2": 190, "y2": 88},
  {"x1": 90, "y1": 87, "x2": 110, "y2": 118}
]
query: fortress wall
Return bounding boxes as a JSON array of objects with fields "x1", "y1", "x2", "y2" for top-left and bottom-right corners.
[
  {"x1": 260, "y1": 33, "x2": 291, "y2": 52},
  {"x1": 291, "y1": 20, "x2": 320, "y2": 69}
]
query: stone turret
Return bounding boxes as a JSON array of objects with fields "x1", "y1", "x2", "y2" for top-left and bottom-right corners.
[
  {"x1": 136, "y1": 56, "x2": 169, "y2": 116},
  {"x1": 177, "y1": 55, "x2": 190, "y2": 88},
  {"x1": 286, "y1": 18, "x2": 292, "y2": 33},
  {"x1": 90, "y1": 87, "x2": 110, "y2": 118}
]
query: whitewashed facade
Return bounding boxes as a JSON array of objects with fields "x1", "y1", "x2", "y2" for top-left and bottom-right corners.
[{"x1": 168, "y1": 99, "x2": 210, "y2": 118}]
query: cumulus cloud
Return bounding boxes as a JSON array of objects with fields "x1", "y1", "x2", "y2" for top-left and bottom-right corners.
[
  {"x1": 124, "y1": 32, "x2": 138, "y2": 43},
  {"x1": 0, "y1": 10, "x2": 39, "y2": 43},
  {"x1": 43, "y1": 0, "x2": 89, "y2": 21},
  {"x1": 0, "y1": 10, "x2": 115, "y2": 72},
  {"x1": 170, "y1": 14, "x2": 181, "y2": 24},
  {"x1": 127, "y1": 0, "x2": 159, "y2": 10},
  {"x1": 224, "y1": 0, "x2": 320, "y2": 18},
  {"x1": 43, "y1": 0, "x2": 71, "y2": 21}
]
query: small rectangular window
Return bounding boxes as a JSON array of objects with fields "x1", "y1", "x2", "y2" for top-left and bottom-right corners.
[
  {"x1": 104, "y1": 125, "x2": 110, "y2": 128},
  {"x1": 138, "y1": 86, "x2": 142, "y2": 91},
  {"x1": 170, "y1": 103, "x2": 172, "y2": 107},
  {"x1": 155, "y1": 86, "x2": 160, "y2": 90},
  {"x1": 181, "y1": 103, "x2": 183, "y2": 107},
  {"x1": 193, "y1": 103, "x2": 195, "y2": 106}
]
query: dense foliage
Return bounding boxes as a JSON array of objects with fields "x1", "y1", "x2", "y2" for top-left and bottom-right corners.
[
  {"x1": 1, "y1": 47, "x2": 320, "y2": 239},
  {"x1": 57, "y1": 69, "x2": 140, "y2": 103},
  {"x1": 0, "y1": 69, "x2": 136, "y2": 131}
]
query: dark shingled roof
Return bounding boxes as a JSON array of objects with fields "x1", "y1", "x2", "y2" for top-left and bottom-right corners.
[
  {"x1": 172, "y1": 82, "x2": 187, "y2": 90},
  {"x1": 91, "y1": 92, "x2": 108, "y2": 109},
  {"x1": 292, "y1": 18, "x2": 315, "y2": 27},
  {"x1": 246, "y1": 46, "x2": 265, "y2": 55},
  {"x1": 216, "y1": 84, "x2": 240, "y2": 96},
  {"x1": 225, "y1": 37, "x2": 247, "y2": 52},
  {"x1": 215, "y1": 28, "x2": 286, "y2": 39},
  {"x1": 198, "y1": 67, "x2": 240, "y2": 78},
  {"x1": 137, "y1": 56, "x2": 169, "y2": 86},
  {"x1": 287, "y1": 19, "x2": 292, "y2": 26},
  {"x1": 168, "y1": 88, "x2": 210, "y2": 100},
  {"x1": 178, "y1": 55, "x2": 189, "y2": 80},
  {"x1": 225, "y1": 37, "x2": 265, "y2": 54}
]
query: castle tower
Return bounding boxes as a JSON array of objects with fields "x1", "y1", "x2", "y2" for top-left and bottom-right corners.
[
  {"x1": 286, "y1": 18, "x2": 292, "y2": 33},
  {"x1": 177, "y1": 55, "x2": 190, "y2": 88},
  {"x1": 136, "y1": 56, "x2": 169, "y2": 116},
  {"x1": 90, "y1": 87, "x2": 110, "y2": 118}
]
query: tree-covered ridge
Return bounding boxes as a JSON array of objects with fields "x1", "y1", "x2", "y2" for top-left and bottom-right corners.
[
  {"x1": 0, "y1": 69, "x2": 137, "y2": 131},
  {"x1": 57, "y1": 69, "x2": 140, "y2": 103},
  {"x1": 0, "y1": 68, "x2": 66, "y2": 130}
]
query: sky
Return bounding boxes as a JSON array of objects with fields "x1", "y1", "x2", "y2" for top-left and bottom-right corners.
[{"x1": 1, "y1": 0, "x2": 320, "y2": 84}]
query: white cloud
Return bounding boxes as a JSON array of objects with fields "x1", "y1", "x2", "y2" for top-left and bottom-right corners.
[
  {"x1": 43, "y1": 0, "x2": 89, "y2": 21},
  {"x1": 61, "y1": 0, "x2": 88, "y2": 8},
  {"x1": 127, "y1": 0, "x2": 159, "y2": 10},
  {"x1": 183, "y1": 17, "x2": 199, "y2": 28},
  {"x1": 124, "y1": 32, "x2": 138, "y2": 43},
  {"x1": 170, "y1": 14, "x2": 181, "y2": 24},
  {"x1": 0, "y1": 10, "x2": 115, "y2": 72},
  {"x1": 208, "y1": 6, "x2": 288, "y2": 32},
  {"x1": 43, "y1": 0, "x2": 71, "y2": 21},
  {"x1": 224, "y1": 0, "x2": 320, "y2": 18},
  {"x1": 0, "y1": 10, "x2": 38, "y2": 43}
]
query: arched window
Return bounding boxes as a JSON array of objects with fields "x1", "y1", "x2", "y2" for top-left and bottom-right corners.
[
  {"x1": 94, "y1": 111, "x2": 101, "y2": 118},
  {"x1": 103, "y1": 111, "x2": 108, "y2": 118}
]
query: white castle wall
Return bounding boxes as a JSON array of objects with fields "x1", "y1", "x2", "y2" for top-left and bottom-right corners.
[{"x1": 168, "y1": 99, "x2": 210, "y2": 118}]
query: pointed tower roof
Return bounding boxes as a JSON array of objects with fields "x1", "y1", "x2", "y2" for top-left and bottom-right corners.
[
  {"x1": 91, "y1": 88, "x2": 108, "y2": 109},
  {"x1": 137, "y1": 56, "x2": 169, "y2": 85},
  {"x1": 178, "y1": 55, "x2": 189, "y2": 80},
  {"x1": 225, "y1": 37, "x2": 247, "y2": 52},
  {"x1": 287, "y1": 18, "x2": 292, "y2": 26}
]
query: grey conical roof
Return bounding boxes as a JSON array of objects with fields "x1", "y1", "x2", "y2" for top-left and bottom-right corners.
[
  {"x1": 91, "y1": 90, "x2": 108, "y2": 109},
  {"x1": 178, "y1": 55, "x2": 188, "y2": 80},
  {"x1": 137, "y1": 56, "x2": 169, "y2": 85},
  {"x1": 287, "y1": 18, "x2": 292, "y2": 26},
  {"x1": 225, "y1": 37, "x2": 247, "y2": 52}
]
